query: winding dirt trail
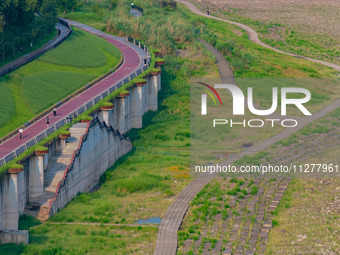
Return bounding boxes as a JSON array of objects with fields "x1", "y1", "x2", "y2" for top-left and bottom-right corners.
[
  {"x1": 178, "y1": 0, "x2": 340, "y2": 72},
  {"x1": 153, "y1": 3, "x2": 340, "y2": 254}
]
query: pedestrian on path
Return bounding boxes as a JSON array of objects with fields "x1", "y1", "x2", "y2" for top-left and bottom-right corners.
[
  {"x1": 131, "y1": 3, "x2": 134, "y2": 9},
  {"x1": 19, "y1": 128, "x2": 23, "y2": 139},
  {"x1": 207, "y1": 9, "x2": 210, "y2": 15},
  {"x1": 53, "y1": 107, "x2": 57, "y2": 117},
  {"x1": 144, "y1": 57, "x2": 148, "y2": 66},
  {"x1": 47, "y1": 116, "x2": 50, "y2": 127}
]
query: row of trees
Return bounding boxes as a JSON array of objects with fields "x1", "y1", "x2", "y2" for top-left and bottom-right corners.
[
  {"x1": 0, "y1": 0, "x2": 77, "y2": 62},
  {"x1": 0, "y1": 0, "x2": 58, "y2": 32}
]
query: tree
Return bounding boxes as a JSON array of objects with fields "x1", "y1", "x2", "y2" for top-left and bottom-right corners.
[
  {"x1": 57, "y1": 0, "x2": 77, "y2": 13},
  {"x1": 0, "y1": 0, "x2": 57, "y2": 32},
  {"x1": 0, "y1": 0, "x2": 40, "y2": 31},
  {"x1": 40, "y1": 0, "x2": 57, "y2": 20}
]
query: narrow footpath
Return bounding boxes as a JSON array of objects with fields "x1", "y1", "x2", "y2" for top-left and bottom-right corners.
[{"x1": 177, "y1": 0, "x2": 340, "y2": 72}]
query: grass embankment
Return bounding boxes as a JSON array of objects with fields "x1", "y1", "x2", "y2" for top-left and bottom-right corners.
[
  {"x1": 0, "y1": 27, "x2": 121, "y2": 138},
  {"x1": 1, "y1": 0, "x2": 339, "y2": 254},
  {"x1": 180, "y1": 4, "x2": 340, "y2": 115},
  {"x1": 190, "y1": 0, "x2": 340, "y2": 65}
]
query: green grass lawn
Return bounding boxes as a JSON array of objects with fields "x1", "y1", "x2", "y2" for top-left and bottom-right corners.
[
  {"x1": 1, "y1": 223, "x2": 158, "y2": 255},
  {"x1": 0, "y1": 27, "x2": 121, "y2": 138}
]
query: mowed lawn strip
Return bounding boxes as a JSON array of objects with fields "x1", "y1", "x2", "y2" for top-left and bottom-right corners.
[{"x1": 0, "y1": 27, "x2": 121, "y2": 138}]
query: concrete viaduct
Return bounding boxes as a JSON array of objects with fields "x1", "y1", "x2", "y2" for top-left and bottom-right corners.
[{"x1": 0, "y1": 21, "x2": 163, "y2": 245}]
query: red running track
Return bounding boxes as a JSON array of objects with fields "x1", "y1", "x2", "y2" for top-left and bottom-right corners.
[{"x1": 0, "y1": 30, "x2": 141, "y2": 159}]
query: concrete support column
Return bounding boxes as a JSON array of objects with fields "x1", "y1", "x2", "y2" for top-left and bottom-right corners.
[
  {"x1": 149, "y1": 71, "x2": 160, "y2": 111},
  {"x1": 143, "y1": 78, "x2": 149, "y2": 114},
  {"x1": 5, "y1": 167, "x2": 23, "y2": 230},
  {"x1": 30, "y1": 149, "x2": 48, "y2": 198},
  {"x1": 60, "y1": 139, "x2": 66, "y2": 150},
  {"x1": 155, "y1": 61, "x2": 164, "y2": 91},
  {"x1": 58, "y1": 133, "x2": 70, "y2": 152},
  {"x1": 131, "y1": 83, "x2": 145, "y2": 129},
  {"x1": 157, "y1": 73, "x2": 161, "y2": 91},
  {"x1": 99, "y1": 104, "x2": 113, "y2": 127},
  {"x1": 117, "y1": 92, "x2": 129, "y2": 134}
]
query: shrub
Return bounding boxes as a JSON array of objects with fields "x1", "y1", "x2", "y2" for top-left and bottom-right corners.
[{"x1": 251, "y1": 185, "x2": 259, "y2": 195}]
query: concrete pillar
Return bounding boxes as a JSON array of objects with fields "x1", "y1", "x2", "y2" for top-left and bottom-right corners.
[
  {"x1": 58, "y1": 133, "x2": 70, "y2": 152},
  {"x1": 61, "y1": 139, "x2": 66, "y2": 150},
  {"x1": 143, "y1": 78, "x2": 149, "y2": 114},
  {"x1": 155, "y1": 61, "x2": 163, "y2": 91},
  {"x1": 131, "y1": 83, "x2": 144, "y2": 128},
  {"x1": 149, "y1": 71, "x2": 160, "y2": 111},
  {"x1": 125, "y1": 94, "x2": 132, "y2": 131},
  {"x1": 30, "y1": 155, "x2": 44, "y2": 198},
  {"x1": 102, "y1": 110, "x2": 109, "y2": 126},
  {"x1": 5, "y1": 168, "x2": 22, "y2": 230},
  {"x1": 99, "y1": 105, "x2": 113, "y2": 127},
  {"x1": 117, "y1": 92, "x2": 129, "y2": 134},
  {"x1": 30, "y1": 149, "x2": 48, "y2": 198},
  {"x1": 157, "y1": 73, "x2": 161, "y2": 91}
]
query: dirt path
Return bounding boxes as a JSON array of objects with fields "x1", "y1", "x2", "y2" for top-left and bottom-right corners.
[
  {"x1": 178, "y1": 0, "x2": 340, "y2": 72},
  {"x1": 153, "y1": 26, "x2": 340, "y2": 255}
]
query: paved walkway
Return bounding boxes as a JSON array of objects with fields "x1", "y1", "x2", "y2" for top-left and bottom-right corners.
[
  {"x1": 177, "y1": 0, "x2": 340, "y2": 72},
  {"x1": 153, "y1": 6, "x2": 340, "y2": 252},
  {"x1": 0, "y1": 21, "x2": 147, "y2": 160}
]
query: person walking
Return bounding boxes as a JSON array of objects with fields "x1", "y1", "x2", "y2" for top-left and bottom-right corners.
[
  {"x1": 207, "y1": 9, "x2": 210, "y2": 15},
  {"x1": 53, "y1": 107, "x2": 57, "y2": 117},
  {"x1": 47, "y1": 116, "x2": 50, "y2": 127},
  {"x1": 144, "y1": 57, "x2": 148, "y2": 66},
  {"x1": 19, "y1": 128, "x2": 23, "y2": 139}
]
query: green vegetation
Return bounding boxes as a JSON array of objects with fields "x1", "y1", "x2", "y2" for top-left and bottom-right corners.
[
  {"x1": 178, "y1": 178, "x2": 284, "y2": 254},
  {"x1": 267, "y1": 179, "x2": 340, "y2": 254},
  {"x1": 0, "y1": 27, "x2": 121, "y2": 138},
  {"x1": 22, "y1": 71, "x2": 94, "y2": 114},
  {"x1": 34, "y1": 146, "x2": 48, "y2": 152},
  {"x1": 0, "y1": 0, "x2": 58, "y2": 65},
  {"x1": 2, "y1": 0, "x2": 339, "y2": 254},
  {"x1": 180, "y1": 4, "x2": 340, "y2": 114},
  {"x1": 0, "y1": 29, "x2": 58, "y2": 68},
  {"x1": 7, "y1": 163, "x2": 23, "y2": 170},
  {"x1": 213, "y1": 7, "x2": 340, "y2": 65},
  {"x1": 3, "y1": 224, "x2": 158, "y2": 254}
]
